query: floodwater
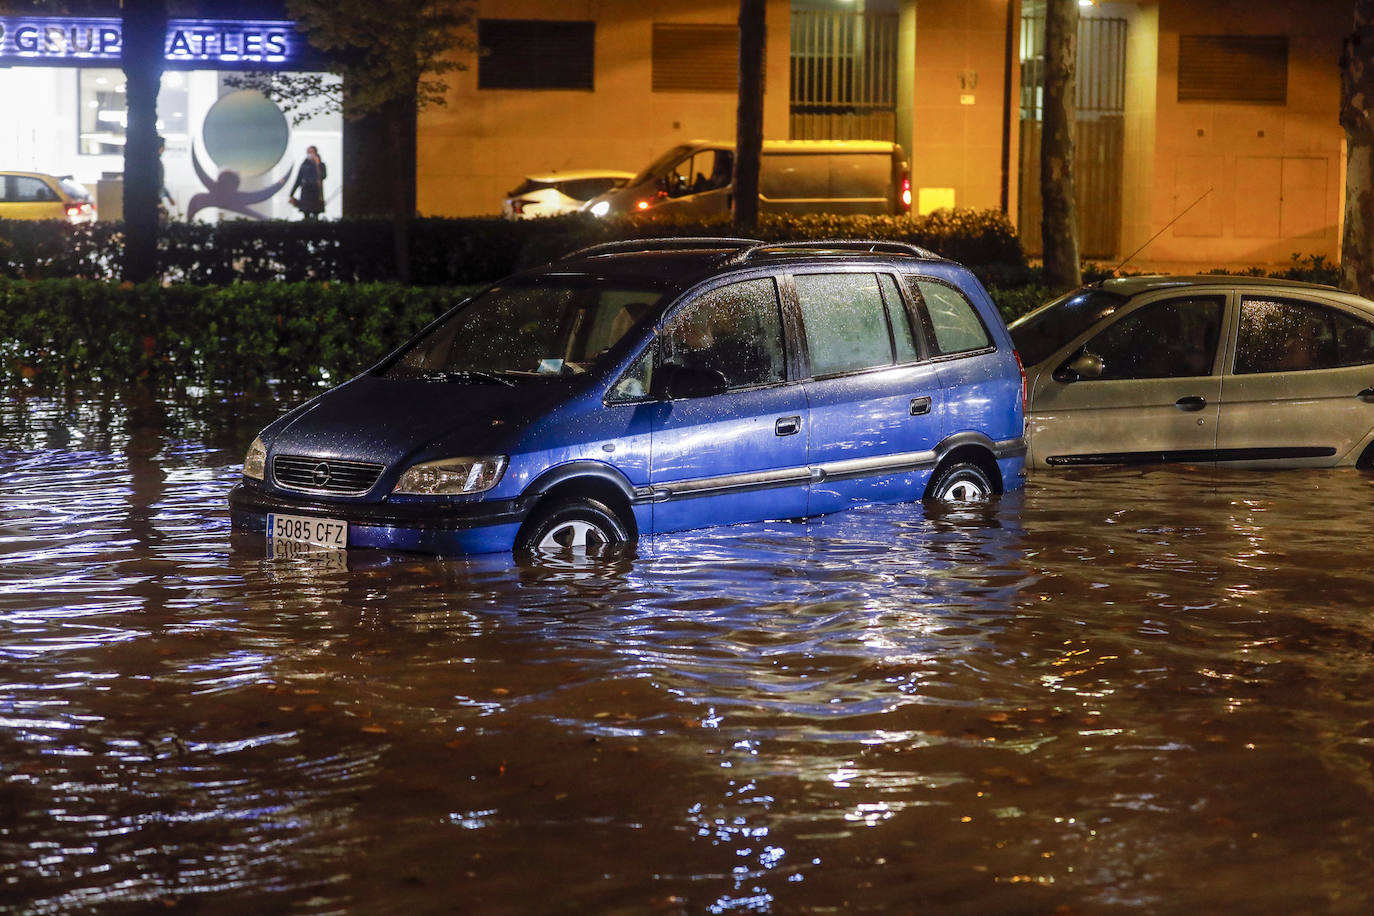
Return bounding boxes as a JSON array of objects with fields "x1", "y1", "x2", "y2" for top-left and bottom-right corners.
[{"x1": 4, "y1": 386, "x2": 1374, "y2": 915}]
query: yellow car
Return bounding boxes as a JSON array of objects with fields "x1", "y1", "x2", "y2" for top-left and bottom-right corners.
[{"x1": 0, "y1": 171, "x2": 97, "y2": 223}]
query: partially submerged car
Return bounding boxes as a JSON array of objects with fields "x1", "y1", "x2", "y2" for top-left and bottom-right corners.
[
  {"x1": 1010, "y1": 275, "x2": 1374, "y2": 469},
  {"x1": 230, "y1": 238, "x2": 1027, "y2": 556}
]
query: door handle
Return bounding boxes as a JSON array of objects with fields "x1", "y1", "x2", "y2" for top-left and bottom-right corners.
[
  {"x1": 1175, "y1": 396, "x2": 1207, "y2": 412},
  {"x1": 775, "y1": 416, "x2": 801, "y2": 436},
  {"x1": 1358, "y1": 388, "x2": 1374, "y2": 403},
  {"x1": 910, "y1": 396, "x2": 931, "y2": 416}
]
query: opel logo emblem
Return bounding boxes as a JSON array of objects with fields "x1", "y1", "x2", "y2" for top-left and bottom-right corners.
[{"x1": 311, "y1": 462, "x2": 332, "y2": 487}]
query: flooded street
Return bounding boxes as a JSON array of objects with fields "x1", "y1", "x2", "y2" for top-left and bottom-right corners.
[{"x1": 4, "y1": 387, "x2": 1374, "y2": 914}]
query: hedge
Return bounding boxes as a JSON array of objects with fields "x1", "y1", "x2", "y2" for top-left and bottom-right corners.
[
  {"x1": 0, "y1": 279, "x2": 477, "y2": 388},
  {"x1": 0, "y1": 208, "x2": 1026, "y2": 286}
]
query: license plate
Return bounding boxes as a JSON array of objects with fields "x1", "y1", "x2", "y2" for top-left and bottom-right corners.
[{"x1": 266, "y1": 512, "x2": 348, "y2": 549}]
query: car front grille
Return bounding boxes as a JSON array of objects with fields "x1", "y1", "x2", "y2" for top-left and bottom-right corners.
[{"x1": 273, "y1": 454, "x2": 385, "y2": 496}]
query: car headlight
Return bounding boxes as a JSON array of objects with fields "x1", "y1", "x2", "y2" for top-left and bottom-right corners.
[
  {"x1": 243, "y1": 436, "x2": 267, "y2": 480},
  {"x1": 589, "y1": 200, "x2": 610, "y2": 217},
  {"x1": 393, "y1": 456, "x2": 508, "y2": 495}
]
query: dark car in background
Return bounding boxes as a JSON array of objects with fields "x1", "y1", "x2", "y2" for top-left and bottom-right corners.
[
  {"x1": 230, "y1": 238, "x2": 1027, "y2": 557},
  {"x1": 1010, "y1": 275, "x2": 1374, "y2": 469}
]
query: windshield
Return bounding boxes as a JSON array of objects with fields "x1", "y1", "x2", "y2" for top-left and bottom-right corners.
[
  {"x1": 383, "y1": 282, "x2": 664, "y2": 382},
  {"x1": 630, "y1": 144, "x2": 695, "y2": 185},
  {"x1": 1008, "y1": 287, "x2": 1127, "y2": 366}
]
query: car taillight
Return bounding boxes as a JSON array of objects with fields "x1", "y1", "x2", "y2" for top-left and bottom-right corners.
[
  {"x1": 510, "y1": 199, "x2": 534, "y2": 215},
  {"x1": 64, "y1": 202, "x2": 94, "y2": 221},
  {"x1": 900, "y1": 172, "x2": 912, "y2": 212}
]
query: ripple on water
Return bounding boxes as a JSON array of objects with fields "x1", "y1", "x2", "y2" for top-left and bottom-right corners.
[{"x1": 5, "y1": 390, "x2": 1374, "y2": 913}]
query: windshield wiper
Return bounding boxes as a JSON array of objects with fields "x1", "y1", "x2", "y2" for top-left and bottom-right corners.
[{"x1": 423, "y1": 370, "x2": 518, "y2": 387}]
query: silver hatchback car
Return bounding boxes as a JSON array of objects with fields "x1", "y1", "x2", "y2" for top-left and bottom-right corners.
[{"x1": 1009, "y1": 275, "x2": 1374, "y2": 469}]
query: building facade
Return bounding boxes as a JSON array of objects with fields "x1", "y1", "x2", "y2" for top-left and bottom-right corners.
[{"x1": 420, "y1": 0, "x2": 1351, "y2": 270}]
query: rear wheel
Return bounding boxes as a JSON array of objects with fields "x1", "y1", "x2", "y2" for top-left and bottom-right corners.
[
  {"x1": 518, "y1": 497, "x2": 629, "y2": 556},
  {"x1": 925, "y1": 462, "x2": 994, "y2": 503}
]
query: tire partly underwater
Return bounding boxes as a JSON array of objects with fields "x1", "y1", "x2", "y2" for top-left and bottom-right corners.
[{"x1": 518, "y1": 497, "x2": 630, "y2": 555}]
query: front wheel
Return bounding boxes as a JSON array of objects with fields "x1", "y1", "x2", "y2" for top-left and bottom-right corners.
[
  {"x1": 518, "y1": 497, "x2": 630, "y2": 556},
  {"x1": 925, "y1": 462, "x2": 994, "y2": 503}
]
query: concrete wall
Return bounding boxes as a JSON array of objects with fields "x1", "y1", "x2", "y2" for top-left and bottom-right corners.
[
  {"x1": 417, "y1": 0, "x2": 791, "y2": 216},
  {"x1": 907, "y1": 0, "x2": 1017, "y2": 216},
  {"x1": 1144, "y1": 0, "x2": 1347, "y2": 268}
]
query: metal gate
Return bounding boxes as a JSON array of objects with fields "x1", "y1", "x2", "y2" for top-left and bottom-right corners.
[
  {"x1": 1018, "y1": 9, "x2": 1126, "y2": 259},
  {"x1": 790, "y1": 10, "x2": 898, "y2": 142}
]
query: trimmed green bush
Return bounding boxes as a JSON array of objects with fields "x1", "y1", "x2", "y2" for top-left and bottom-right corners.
[
  {"x1": 0, "y1": 278, "x2": 476, "y2": 388},
  {"x1": 0, "y1": 208, "x2": 1026, "y2": 285}
]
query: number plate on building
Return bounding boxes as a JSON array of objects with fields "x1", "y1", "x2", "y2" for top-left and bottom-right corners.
[{"x1": 266, "y1": 512, "x2": 348, "y2": 549}]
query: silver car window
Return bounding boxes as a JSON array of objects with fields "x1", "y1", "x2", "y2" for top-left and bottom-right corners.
[
  {"x1": 1235, "y1": 298, "x2": 1374, "y2": 374},
  {"x1": 1083, "y1": 296, "x2": 1223, "y2": 380}
]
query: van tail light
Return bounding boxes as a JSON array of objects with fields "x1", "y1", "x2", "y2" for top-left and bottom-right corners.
[
  {"x1": 65, "y1": 202, "x2": 94, "y2": 222},
  {"x1": 1013, "y1": 349, "x2": 1027, "y2": 413},
  {"x1": 900, "y1": 171, "x2": 912, "y2": 212}
]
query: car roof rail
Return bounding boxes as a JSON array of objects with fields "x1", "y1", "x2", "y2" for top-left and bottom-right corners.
[
  {"x1": 561, "y1": 237, "x2": 765, "y2": 260},
  {"x1": 729, "y1": 239, "x2": 943, "y2": 263}
]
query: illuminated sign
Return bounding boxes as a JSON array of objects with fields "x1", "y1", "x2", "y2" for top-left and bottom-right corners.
[{"x1": 0, "y1": 17, "x2": 309, "y2": 69}]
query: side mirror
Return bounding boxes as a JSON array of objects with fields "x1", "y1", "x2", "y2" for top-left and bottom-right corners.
[
  {"x1": 1054, "y1": 350, "x2": 1105, "y2": 383},
  {"x1": 652, "y1": 362, "x2": 727, "y2": 400}
]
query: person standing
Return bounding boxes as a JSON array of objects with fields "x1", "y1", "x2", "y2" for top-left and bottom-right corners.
[{"x1": 290, "y1": 146, "x2": 326, "y2": 219}]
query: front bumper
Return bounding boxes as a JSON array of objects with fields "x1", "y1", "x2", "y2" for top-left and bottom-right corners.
[{"x1": 228, "y1": 482, "x2": 525, "y2": 555}]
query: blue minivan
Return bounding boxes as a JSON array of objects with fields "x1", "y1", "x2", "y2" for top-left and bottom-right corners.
[{"x1": 229, "y1": 239, "x2": 1027, "y2": 556}]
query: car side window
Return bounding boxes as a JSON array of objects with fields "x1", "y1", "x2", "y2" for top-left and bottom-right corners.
[
  {"x1": 1084, "y1": 296, "x2": 1223, "y2": 380},
  {"x1": 14, "y1": 176, "x2": 57, "y2": 202},
  {"x1": 659, "y1": 277, "x2": 787, "y2": 391},
  {"x1": 795, "y1": 273, "x2": 896, "y2": 376},
  {"x1": 1235, "y1": 298, "x2": 1374, "y2": 374},
  {"x1": 916, "y1": 280, "x2": 991, "y2": 354},
  {"x1": 882, "y1": 274, "x2": 921, "y2": 363}
]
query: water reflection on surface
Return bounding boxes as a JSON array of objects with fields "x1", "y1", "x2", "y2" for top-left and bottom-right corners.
[{"x1": 4, "y1": 388, "x2": 1374, "y2": 913}]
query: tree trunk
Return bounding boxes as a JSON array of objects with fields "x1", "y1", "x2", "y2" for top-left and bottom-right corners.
[
  {"x1": 1040, "y1": 0, "x2": 1082, "y2": 291},
  {"x1": 386, "y1": 95, "x2": 418, "y2": 284},
  {"x1": 121, "y1": 0, "x2": 167, "y2": 284},
  {"x1": 734, "y1": 0, "x2": 766, "y2": 231},
  {"x1": 1341, "y1": 1, "x2": 1374, "y2": 296}
]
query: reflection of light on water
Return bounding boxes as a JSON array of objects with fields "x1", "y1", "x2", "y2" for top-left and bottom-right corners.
[{"x1": 843, "y1": 802, "x2": 895, "y2": 826}]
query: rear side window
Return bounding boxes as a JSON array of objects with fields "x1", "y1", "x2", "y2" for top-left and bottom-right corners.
[
  {"x1": 1236, "y1": 298, "x2": 1374, "y2": 373},
  {"x1": 917, "y1": 280, "x2": 991, "y2": 354},
  {"x1": 796, "y1": 272, "x2": 914, "y2": 376}
]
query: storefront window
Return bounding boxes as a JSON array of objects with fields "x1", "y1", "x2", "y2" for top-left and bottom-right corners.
[{"x1": 78, "y1": 68, "x2": 189, "y2": 155}]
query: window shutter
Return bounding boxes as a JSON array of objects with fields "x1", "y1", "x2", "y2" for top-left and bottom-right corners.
[
  {"x1": 478, "y1": 20, "x2": 595, "y2": 90},
  {"x1": 652, "y1": 23, "x2": 739, "y2": 93},
  {"x1": 1178, "y1": 35, "x2": 1287, "y2": 104}
]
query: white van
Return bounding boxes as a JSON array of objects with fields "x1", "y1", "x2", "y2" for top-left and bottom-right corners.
[{"x1": 585, "y1": 140, "x2": 911, "y2": 218}]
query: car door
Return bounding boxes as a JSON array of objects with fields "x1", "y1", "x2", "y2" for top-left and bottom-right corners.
[
  {"x1": 1216, "y1": 293, "x2": 1374, "y2": 466},
  {"x1": 1026, "y1": 294, "x2": 1226, "y2": 466},
  {"x1": 790, "y1": 270, "x2": 943, "y2": 514},
  {"x1": 645, "y1": 276, "x2": 810, "y2": 533},
  {"x1": 652, "y1": 149, "x2": 733, "y2": 217}
]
